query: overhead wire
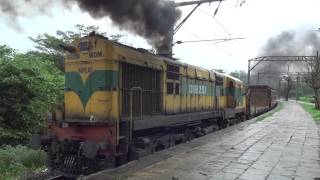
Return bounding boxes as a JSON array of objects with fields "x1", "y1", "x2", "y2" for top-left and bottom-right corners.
[
  {"x1": 179, "y1": 29, "x2": 247, "y2": 66},
  {"x1": 198, "y1": 8, "x2": 253, "y2": 56},
  {"x1": 174, "y1": 37, "x2": 245, "y2": 44},
  {"x1": 174, "y1": 0, "x2": 247, "y2": 66}
]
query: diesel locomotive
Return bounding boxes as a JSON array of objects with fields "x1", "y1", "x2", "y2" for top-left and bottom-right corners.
[{"x1": 40, "y1": 33, "x2": 252, "y2": 176}]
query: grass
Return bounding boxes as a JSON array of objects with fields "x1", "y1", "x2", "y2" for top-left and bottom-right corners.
[
  {"x1": 299, "y1": 103, "x2": 320, "y2": 124},
  {"x1": 0, "y1": 145, "x2": 46, "y2": 180},
  {"x1": 256, "y1": 102, "x2": 283, "y2": 122},
  {"x1": 299, "y1": 96, "x2": 314, "y2": 104}
]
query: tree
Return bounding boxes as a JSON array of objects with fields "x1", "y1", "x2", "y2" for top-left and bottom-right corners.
[
  {"x1": 305, "y1": 54, "x2": 320, "y2": 109},
  {"x1": 0, "y1": 25, "x2": 125, "y2": 144},
  {"x1": 0, "y1": 45, "x2": 15, "y2": 61},
  {"x1": 0, "y1": 46, "x2": 63, "y2": 144},
  {"x1": 237, "y1": 0, "x2": 247, "y2": 6},
  {"x1": 283, "y1": 76, "x2": 292, "y2": 101},
  {"x1": 29, "y1": 24, "x2": 123, "y2": 71},
  {"x1": 229, "y1": 70, "x2": 248, "y2": 84}
]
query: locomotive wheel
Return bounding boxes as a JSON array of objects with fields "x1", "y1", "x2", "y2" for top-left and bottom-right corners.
[
  {"x1": 185, "y1": 134, "x2": 194, "y2": 142},
  {"x1": 165, "y1": 140, "x2": 175, "y2": 149},
  {"x1": 115, "y1": 154, "x2": 128, "y2": 166},
  {"x1": 223, "y1": 118, "x2": 228, "y2": 128},
  {"x1": 151, "y1": 142, "x2": 157, "y2": 154},
  {"x1": 218, "y1": 116, "x2": 228, "y2": 129},
  {"x1": 241, "y1": 114, "x2": 246, "y2": 122},
  {"x1": 184, "y1": 129, "x2": 195, "y2": 142}
]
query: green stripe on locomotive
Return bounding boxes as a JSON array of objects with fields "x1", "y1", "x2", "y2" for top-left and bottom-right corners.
[{"x1": 65, "y1": 70, "x2": 118, "y2": 107}]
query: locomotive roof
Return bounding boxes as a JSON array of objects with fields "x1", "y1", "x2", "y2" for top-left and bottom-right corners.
[
  {"x1": 83, "y1": 33, "x2": 243, "y2": 84},
  {"x1": 224, "y1": 74, "x2": 243, "y2": 84}
]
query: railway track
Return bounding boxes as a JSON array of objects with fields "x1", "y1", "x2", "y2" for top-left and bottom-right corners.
[
  {"x1": 44, "y1": 174, "x2": 77, "y2": 180},
  {"x1": 25, "y1": 173, "x2": 67, "y2": 180},
  {"x1": 45, "y1": 175, "x2": 65, "y2": 180}
]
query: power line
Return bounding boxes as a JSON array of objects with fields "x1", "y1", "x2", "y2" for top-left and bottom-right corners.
[
  {"x1": 198, "y1": 8, "x2": 253, "y2": 56},
  {"x1": 180, "y1": 29, "x2": 247, "y2": 66},
  {"x1": 173, "y1": 37, "x2": 245, "y2": 45},
  {"x1": 214, "y1": 17, "x2": 252, "y2": 55}
]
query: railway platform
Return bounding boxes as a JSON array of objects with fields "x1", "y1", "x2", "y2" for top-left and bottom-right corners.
[{"x1": 83, "y1": 101, "x2": 320, "y2": 180}]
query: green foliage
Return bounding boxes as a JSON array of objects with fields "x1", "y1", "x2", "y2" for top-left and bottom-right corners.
[
  {"x1": 300, "y1": 103, "x2": 320, "y2": 123},
  {"x1": 0, "y1": 45, "x2": 15, "y2": 61},
  {"x1": 256, "y1": 102, "x2": 283, "y2": 122},
  {"x1": 229, "y1": 70, "x2": 248, "y2": 84},
  {"x1": 0, "y1": 49, "x2": 64, "y2": 144},
  {"x1": 29, "y1": 33, "x2": 65, "y2": 71},
  {"x1": 299, "y1": 96, "x2": 314, "y2": 104},
  {"x1": 289, "y1": 81, "x2": 314, "y2": 100},
  {"x1": 0, "y1": 145, "x2": 46, "y2": 180},
  {"x1": 0, "y1": 25, "x2": 124, "y2": 144},
  {"x1": 29, "y1": 24, "x2": 106, "y2": 54},
  {"x1": 0, "y1": 24, "x2": 127, "y2": 177},
  {"x1": 29, "y1": 24, "x2": 122, "y2": 71}
]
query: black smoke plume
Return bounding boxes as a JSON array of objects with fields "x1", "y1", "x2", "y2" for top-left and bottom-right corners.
[
  {"x1": 72, "y1": 0, "x2": 181, "y2": 53},
  {"x1": 252, "y1": 29, "x2": 320, "y2": 88},
  {"x1": 260, "y1": 30, "x2": 320, "y2": 56},
  {"x1": 0, "y1": 0, "x2": 181, "y2": 53},
  {"x1": 257, "y1": 29, "x2": 320, "y2": 73}
]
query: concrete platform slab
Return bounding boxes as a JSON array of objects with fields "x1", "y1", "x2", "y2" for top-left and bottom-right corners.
[{"x1": 83, "y1": 102, "x2": 320, "y2": 180}]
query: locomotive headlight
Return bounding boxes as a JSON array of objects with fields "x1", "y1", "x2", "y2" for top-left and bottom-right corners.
[
  {"x1": 62, "y1": 122, "x2": 69, "y2": 128},
  {"x1": 89, "y1": 115, "x2": 95, "y2": 122}
]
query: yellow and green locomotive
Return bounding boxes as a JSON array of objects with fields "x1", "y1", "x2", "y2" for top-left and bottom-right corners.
[{"x1": 44, "y1": 33, "x2": 248, "y2": 176}]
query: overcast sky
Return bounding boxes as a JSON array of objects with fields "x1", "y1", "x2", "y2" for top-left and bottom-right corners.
[{"x1": 0, "y1": 0, "x2": 319, "y2": 72}]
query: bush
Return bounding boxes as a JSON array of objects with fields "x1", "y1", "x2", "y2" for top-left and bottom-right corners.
[
  {"x1": 0, "y1": 128, "x2": 29, "y2": 145},
  {"x1": 0, "y1": 145, "x2": 46, "y2": 180},
  {"x1": 0, "y1": 48, "x2": 64, "y2": 144},
  {"x1": 299, "y1": 96, "x2": 314, "y2": 103}
]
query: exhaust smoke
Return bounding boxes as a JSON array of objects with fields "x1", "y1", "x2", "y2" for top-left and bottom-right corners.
[
  {"x1": 253, "y1": 29, "x2": 320, "y2": 88},
  {"x1": 0, "y1": 0, "x2": 181, "y2": 54},
  {"x1": 260, "y1": 30, "x2": 320, "y2": 57}
]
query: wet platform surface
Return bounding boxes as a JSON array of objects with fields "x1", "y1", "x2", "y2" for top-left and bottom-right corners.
[{"x1": 85, "y1": 102, "x2": 320, "y2": 180}]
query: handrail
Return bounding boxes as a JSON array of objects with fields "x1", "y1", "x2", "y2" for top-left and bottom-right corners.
[{"x1": 129, "y1": 87, "x2": 143, "y2": 142}]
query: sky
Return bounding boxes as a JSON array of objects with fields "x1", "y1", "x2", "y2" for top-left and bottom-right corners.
[{"x1": 0, "y1": 0, "x2": 319, "y2": 73}]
